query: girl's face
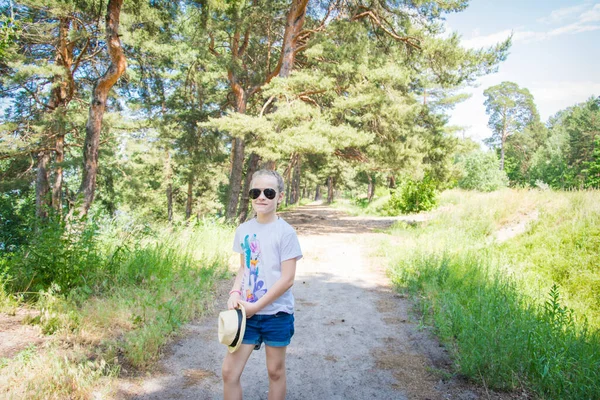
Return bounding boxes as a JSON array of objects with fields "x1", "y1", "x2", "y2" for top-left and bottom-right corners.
[{"x1": 250, "y1": 175, "x2": 283, "y2": 217}]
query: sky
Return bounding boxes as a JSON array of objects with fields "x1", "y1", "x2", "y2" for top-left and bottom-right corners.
[{"x1": 443, "y1": 0, "x2": 600, "y2": 143}]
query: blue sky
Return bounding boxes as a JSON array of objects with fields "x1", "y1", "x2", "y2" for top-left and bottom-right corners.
[{"x1": 444, "y1": 0, "x2": 600, "y2": 143}]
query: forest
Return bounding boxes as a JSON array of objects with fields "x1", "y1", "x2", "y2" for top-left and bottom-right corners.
[{"x1": 1, "y1": 1, "x2": 599, "y2": 399}]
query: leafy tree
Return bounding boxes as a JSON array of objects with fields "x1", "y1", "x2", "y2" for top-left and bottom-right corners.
[
  {"x1": 483, "y1": 81, "x2": 538, "y2": 170},
  {"x1": 1, "y1": 0, "x2": 103, "y2": 219},
  {"x1": 529, "y1": 97, "x2": 599, "y2": 189},
  {"x1": 458, "y1": 150, "x2": 509, "y2": 192},
  {"x1": 528, "y1": 130, "x2": 570, "y2": 189},
  {"x1": 503, "y1": 120, "x2": 548, "y2": 185},
  {"x1": 584, "y1": 136, "x2": 600, "y2": 189},
  {"x1": 563, "y1": 96, "x2": 600, "y2": 187}
]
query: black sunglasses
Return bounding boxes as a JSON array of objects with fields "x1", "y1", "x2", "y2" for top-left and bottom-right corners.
[{"x1": 249, "y1": 188, "x2": 277, "y2": 200}]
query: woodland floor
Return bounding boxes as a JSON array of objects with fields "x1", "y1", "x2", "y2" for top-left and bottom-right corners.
[{"x1": 0, "y1": 204, "x2": 533, "y2": 399}]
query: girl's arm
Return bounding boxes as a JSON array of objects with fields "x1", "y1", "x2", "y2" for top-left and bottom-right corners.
[
  {"x1": 227, "y1": 255, "x2": 245, "y2": 310},
  {"x1": 242, "y1": 258, "x2": 297, "y2": 317}
]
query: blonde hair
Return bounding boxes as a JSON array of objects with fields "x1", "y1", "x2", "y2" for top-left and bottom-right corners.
[{"x1": 251, "y1": 169, "x2": 285, "y2": 193}]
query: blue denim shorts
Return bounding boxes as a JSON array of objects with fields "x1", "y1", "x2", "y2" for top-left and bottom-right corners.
[{"x1": 242, "y1": 312, "x2": 295, "y2": 348}]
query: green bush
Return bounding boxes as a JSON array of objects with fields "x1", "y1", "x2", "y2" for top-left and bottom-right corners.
[
  {"x1": 3, "y1": 219, "x2": 103, "y2": 294},
  {"x1": 384, "y1": 176, "x2": 438, "y2": 215},
  {"x1": 458, "y1": 151, "x2": 509, "y2": 192}
]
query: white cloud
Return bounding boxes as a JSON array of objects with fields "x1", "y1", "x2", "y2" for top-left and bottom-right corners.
[
  {"x1": 537, "y1": 4, "x2": 588, "y2": 24},
  {"x1": 460, "y1": 3, "x2": 600, "y2": 48},
  {"x1": 461, "y1": 29, "x2": 513, "y2": 49},
  {"x1": 530, "y1": 81, "x2": 600, "y2": 119},
  {"x1": 547, "y1": 21, "x2": 600, "y2": 36}
]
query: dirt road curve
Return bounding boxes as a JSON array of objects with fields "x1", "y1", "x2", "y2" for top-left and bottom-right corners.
[{"x1": 116, "y1": 205, "x2": 514, "y2": 400}]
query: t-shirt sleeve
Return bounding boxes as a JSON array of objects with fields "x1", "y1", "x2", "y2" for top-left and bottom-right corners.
[
  {"x1": 232, "y1": 226, "x2": 243, "y2": 254},
  {"x1": 280, "y1": 229, "x2": 303, "y2": 262}
]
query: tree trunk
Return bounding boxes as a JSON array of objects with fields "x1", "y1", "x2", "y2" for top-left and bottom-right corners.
[
  {"x1": 225, "y1": 56, "x2": 248, "y2": 221},
  {"x1": 500, "y1": 134, "x2": 506, "y2": 170},
  {"x1": 290, "y1": 157, "x2": 301, "y2": 204},
  {"x1": 367, "y1": 174, "x2": 374, "y2": 202},
  {"x1": 278, "y1": 0, "x2": 309, "y2": 78},
  {"x1": 285, "y1": 174, "x2": 291, "y2": 206},
  {"x1": 49, "y1": 17, "x2": 75, "y2": 216},
  {"x1": 36, "y1": 151, "x2": 51, "y2": 220},
  {"x1": 185, "y1": 174, "x2": 194, "y2": 221},
  {"x1": 165, "y1": 150, "x2": 173, "y2": 223},
  {"x1": 167, "y1": 183, "x2": 173, "y2": 222},
  {"x1": 262, "y1": 160, "x2": 276, "y2": 170},
  {"x1": 226, "y1": 136, "x2": 246, "y2": 221},
  {"x1": 327, "y1": 176, "x2": 334, "y2": 204},
  {"x1": 315, "y1": 184, "x2": 321, "y2": 201},
  {"x1": 52, "y1": 124, "x2": 65, "y2": 213},
  {"x1": 238, "y1": 153, "x2": 260, "y2": 223},
  {"x1": 388, "y1": 175, "x2": 396, "y2": 189},
  {"x1": 79, "y1": 0, "x2": 126, "y2": 216}
]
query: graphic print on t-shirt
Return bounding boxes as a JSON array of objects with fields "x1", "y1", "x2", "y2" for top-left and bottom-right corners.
[{"x1": 241, "y1": 234, "x2": 267, "y2": 303}]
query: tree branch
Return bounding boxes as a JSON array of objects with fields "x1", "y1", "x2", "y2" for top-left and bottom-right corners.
[{"x1": 352, "y1": 7, "x2": 421, "y2": 49}]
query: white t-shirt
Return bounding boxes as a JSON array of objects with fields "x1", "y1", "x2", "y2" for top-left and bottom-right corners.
[{"x1": 233, "y1": 217, "x2": 303, "y2": 315}]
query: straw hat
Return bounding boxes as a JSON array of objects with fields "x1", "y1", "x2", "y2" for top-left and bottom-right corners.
[{"x1": 218, "y1": 304, "x2": 246, "y2": 353}]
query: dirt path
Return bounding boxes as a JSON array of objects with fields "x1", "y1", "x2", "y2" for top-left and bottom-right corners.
[{"x1": 115, "y1": 205, "x2": 514, "y2": 400}]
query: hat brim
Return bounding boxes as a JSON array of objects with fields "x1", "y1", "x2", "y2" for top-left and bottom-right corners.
[{"x1": 228, "y1": 304, "x2": 246, "y2": 353}]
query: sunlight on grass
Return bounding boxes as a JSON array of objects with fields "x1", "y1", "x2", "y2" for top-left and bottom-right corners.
[
  {"x1": 0, "y1": 219, "x2": 233, "y2": 398},
  {"x1": 386, "y1": 188, "x2": 600, "y2": 399}
]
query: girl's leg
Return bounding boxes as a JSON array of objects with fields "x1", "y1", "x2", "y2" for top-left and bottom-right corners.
[
  {"x1": 265, "y1": 345, "x2": 287, "y2": 400},
  {"x1": 222, "y1": 344, "x2": 255, "y2": 400}
]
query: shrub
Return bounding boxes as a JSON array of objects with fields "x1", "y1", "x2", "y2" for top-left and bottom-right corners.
[
  {"x1": 458, "y1": 151, "x2": 509, "y2": 192},
  {"x1": 384, "y1": 176, "x2": 438, "y2": 215},
  {"x1": 4, "y1": 219, "x2": 103, "y2": 294}
]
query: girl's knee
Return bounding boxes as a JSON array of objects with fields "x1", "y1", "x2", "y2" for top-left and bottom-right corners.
[
  {"x1": 222, "y1": 362, "x2": 242, "y2": 384},
  {"x1": 267, "y1": 362, "x2": 285, "y2": 381}
]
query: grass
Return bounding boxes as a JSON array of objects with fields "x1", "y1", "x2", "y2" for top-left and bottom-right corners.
[
  {"x1": 384, "y1": 188, "x2": 600, "y2": 399},
  {"x1": 0, "y1": 218, "x2": 234, "y2": 399},
  {"x1": 330, "y1": 187, "x2": 393, "y2": 216}
]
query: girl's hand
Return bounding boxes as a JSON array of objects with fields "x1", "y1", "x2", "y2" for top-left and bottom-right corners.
[
  {"x1": 240, "y1": 301, "x2": 259, "y2": 318},
  {"x1": 227, "y1": 292, "x2": 241, "y2": 310}
]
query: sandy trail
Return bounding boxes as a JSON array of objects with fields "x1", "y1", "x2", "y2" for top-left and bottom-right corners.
[{"x1": 115, "y1": 205, "x2": 512, "y2": 400}]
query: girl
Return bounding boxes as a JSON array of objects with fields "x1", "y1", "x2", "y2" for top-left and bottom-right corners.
[{"x1": 222, "y1": 169, "x2": 303, "y2": 400}]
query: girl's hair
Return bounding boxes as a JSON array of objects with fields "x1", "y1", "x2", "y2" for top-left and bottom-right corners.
[{"x1": 251, "y1": 169, "x2": 285, "y2": 193}]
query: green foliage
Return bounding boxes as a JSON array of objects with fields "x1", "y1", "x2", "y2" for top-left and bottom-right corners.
[
  {"x1": 386, "y1": 188, "x2": 600, "y2": 399},
  {"x1": 384, "y1": 176, "x2": 438, "y2": 215},
  {"x1": 391, "y1": 252, "x2": 600, "y2": 399},
  {"x1": 483, "y1": 81, "x2": 539, "y2": 149},
  {"x1": 503, "y1": 121, "x2": 549, "y2": 185},
  {"x1": 0, "y1": 263, "x2": 18, "y2": 313},
  {"x1": 0, "y1": 13, "x2": 19, "y2": 61},
  {"x1": 3, "y1": 219, "x2": 103, "y2": 293},
  {"x1": 1, "y1": 216, "x2": 233, "y2": 397},
  {"x1": 457, "y1": 151, "x2": 509, "y2": 191},
  {"x1": 528, "y1": 128, "x2": 570, "y2": 189},
  {"x1": 0, "y1": 191, "x2": 35, "y2": 252},
  {"x1": 517, "y1": 97, "x2": 599, "y2": 189},
  {"x1": 498, "y1": 191, "x2": 600, "y2": 323},
  {"x1": 583, "y1": 136, "x2": 600, "y2": 189}
]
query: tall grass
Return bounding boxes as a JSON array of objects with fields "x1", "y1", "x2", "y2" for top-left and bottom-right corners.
[
  {"x1": 386, "y1": 189, "x2": 600, "y2": 399},
  {"x1": 0, "y1": 218, "x2": 233, "y2": 399}
]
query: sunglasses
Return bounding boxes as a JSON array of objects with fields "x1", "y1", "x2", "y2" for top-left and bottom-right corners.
[{"x1": 249, "y1": 188, "x2": 277, "y2": 200}]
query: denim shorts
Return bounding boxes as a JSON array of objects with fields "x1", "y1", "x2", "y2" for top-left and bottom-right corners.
[{"x1": 242, "y1": 312, "x2": 295, "y2": 348}]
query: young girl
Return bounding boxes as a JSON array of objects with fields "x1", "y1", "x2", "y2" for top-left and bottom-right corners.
[{"x1": 222, "y1": 169, "x2": 303, "y2": 400}]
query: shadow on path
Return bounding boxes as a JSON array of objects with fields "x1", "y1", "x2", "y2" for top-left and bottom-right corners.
[{"x1": 279, "y1": 204, "x2": 426, "y2": 236}]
